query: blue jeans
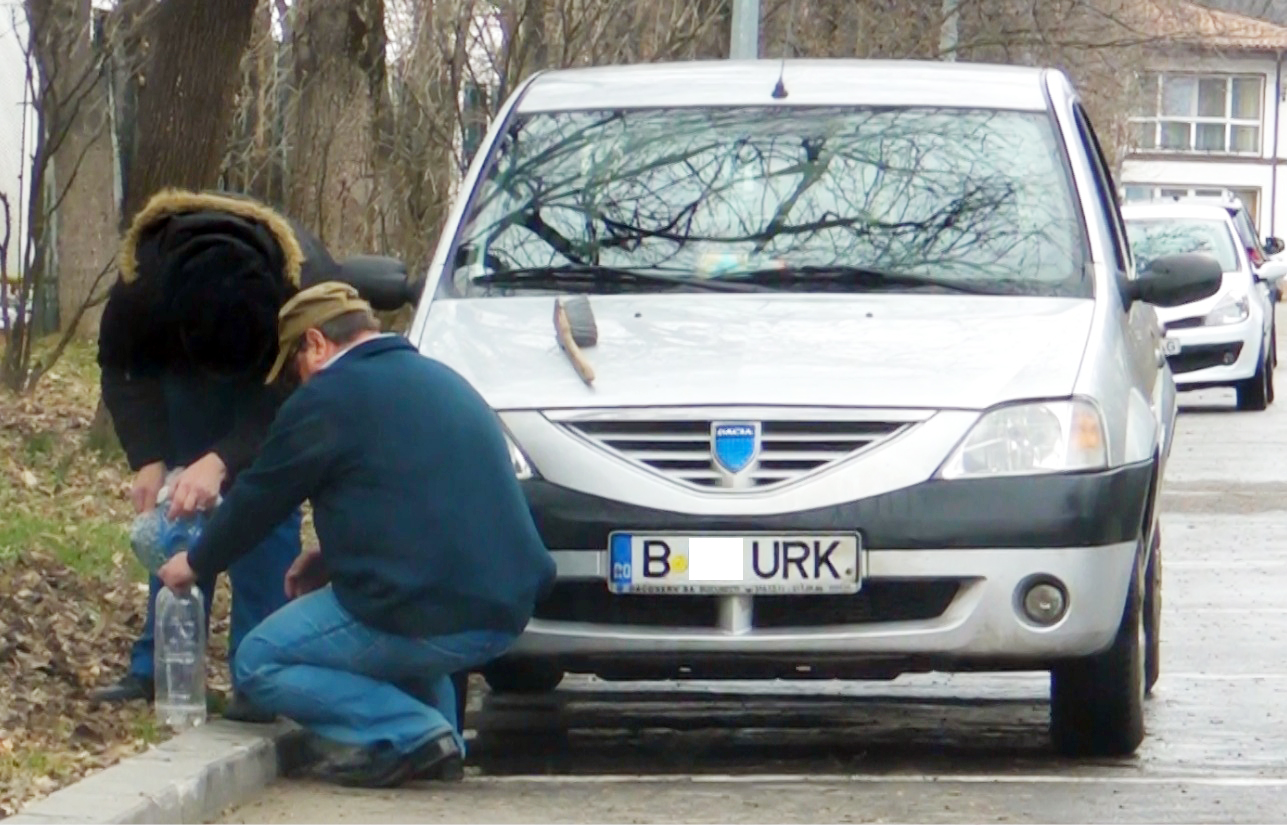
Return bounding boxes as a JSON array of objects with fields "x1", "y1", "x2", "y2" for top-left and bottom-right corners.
[
  {"x1": 233, "y1": 586, "x2": 515, "y2": 756},
  {"x1": 130, "y1": 512, "x2": 301, "y2": 687}
]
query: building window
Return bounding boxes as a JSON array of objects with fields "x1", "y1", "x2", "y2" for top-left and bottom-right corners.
[
  {"x1": 1121, "y1": 185, "x2": 1260, "y2": 225},
  {"x1": 1130, "y1": 72, "x2": 1263, "y2": 155}
]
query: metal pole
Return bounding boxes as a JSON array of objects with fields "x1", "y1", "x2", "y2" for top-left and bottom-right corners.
[{"x1": 730, "y1": 0, "x2": 759, "y2": 60}]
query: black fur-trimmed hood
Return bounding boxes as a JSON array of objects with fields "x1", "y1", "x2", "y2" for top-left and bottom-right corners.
[{"x1": 117, "y1": 189, "x2": 339, "y2": 379}]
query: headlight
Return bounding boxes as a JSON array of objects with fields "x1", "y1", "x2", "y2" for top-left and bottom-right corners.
[
  {"x1": 939, "y1": 399, "x2": 1107, "y2": 480},
  {"x1": 505, "y1": 433, "x2": 536, "y2": 480},
  {"x1": 1203, "y1": 294, "x2": 1250, "y2": 326}
]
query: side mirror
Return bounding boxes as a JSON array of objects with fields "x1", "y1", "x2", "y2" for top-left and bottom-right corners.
[
  {"x1": 1265, "y1": 237, "x2": 1285, "y2": 256},
  {"x1": 1127, "y1": 253, "x2": 1224, "y2": 307},
  {"x1": 1258, "y1": 259, "x2": 1287, "y2": 284},
  {"x1": 334, "y1": 255, "x2": 424, "y2": 311}
]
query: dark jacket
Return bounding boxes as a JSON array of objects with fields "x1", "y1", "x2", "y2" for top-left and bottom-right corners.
[
  {"x1": 187, "y1": 336, "x2": 558, "y2": 638},
  {"x1": 98, "y1": 190, "x2": 341, "y2": 478}
]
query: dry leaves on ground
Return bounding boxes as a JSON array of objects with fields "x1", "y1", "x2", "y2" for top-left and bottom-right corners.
[{"x1": 0, "y1": 341, "x2": 234, "y2": 817}]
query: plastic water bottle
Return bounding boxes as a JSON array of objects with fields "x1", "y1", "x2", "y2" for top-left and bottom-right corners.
[
  {"x1": 155, "y1": 585, "x2": 207, "y2": 730},
  {"x1": 130, "y1": 509, "x2": 210, "y2": 575},
  {"x1": 128, "y1": 466, "x2": 216, "y2": 576}
]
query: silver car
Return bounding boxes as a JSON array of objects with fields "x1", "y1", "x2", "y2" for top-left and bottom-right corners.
[{"x1": 399, "y1": 59, "x2": 1223, "y2": 756}]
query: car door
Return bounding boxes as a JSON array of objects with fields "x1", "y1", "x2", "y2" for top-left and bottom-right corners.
[{"x1": 1072, "y1": 104, "x2": 1174, "y2": 465}]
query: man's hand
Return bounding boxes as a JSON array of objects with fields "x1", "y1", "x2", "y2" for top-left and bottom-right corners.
[
  {"x1": 167, "y1": 453, "x2": 227, "y2": 520},
  {"x1": 285, "y1": 547, "x2": 328, "y2": 599},
  {"x1": 158, "y1": 551, "x2": 197, "y2": 591},
  {"x1": 132, "y1": 461, "x2": 167, "y2": 514}
]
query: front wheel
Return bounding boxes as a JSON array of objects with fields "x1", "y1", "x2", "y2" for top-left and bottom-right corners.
[
  {"x1": 1050, "y1": 561, "x2": 1146, "y2": 757},
  {"x1": 1236, "y1": 351, "x2": 1270, "y2": 411}
]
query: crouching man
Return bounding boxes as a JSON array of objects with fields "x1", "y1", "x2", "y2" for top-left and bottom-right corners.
[{"x1": 157, "y1": 282, "x2": 556, "y2": 787}]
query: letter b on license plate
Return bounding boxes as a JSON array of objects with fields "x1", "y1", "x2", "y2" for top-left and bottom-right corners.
[{"x1": 608, "y1": 533, "x2": 862, "y2": 595}]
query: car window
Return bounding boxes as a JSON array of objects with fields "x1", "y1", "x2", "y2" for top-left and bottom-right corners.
[
  {"x1": 1230, "y1": 209, "x2": 1264, "y2": 260},
  {"x1": 447, "y1": 106, "x2": 1089, "y2": 298},
  {"x1": 1072, "y1": 104, "x2": 1129, "y2": 275},
  {"x1": 1124, "y1": 218, "x2": 1240, "y2": 273}
]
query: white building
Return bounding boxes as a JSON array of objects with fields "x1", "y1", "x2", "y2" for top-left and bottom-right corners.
[
  {"x1": 0, "y1": 2, "x2": 34, "y2": 323},
  {"x1": 1120, "y1": 1, "x2": 1287, "y2": 243}
]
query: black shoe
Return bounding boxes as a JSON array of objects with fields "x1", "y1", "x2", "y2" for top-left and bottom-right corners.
[
  {"x1": 309, "y1": 743, "x2": 413, "y2": 789},
  {"x1": 409, "y1": 733, "x2": 465, "y2": 783},
  {"x1": 89, "y1": 674, "x2": 153, "y2": 704},
  {"x1": 222, "y1": 693, "x2": 277, "y2": 724}
]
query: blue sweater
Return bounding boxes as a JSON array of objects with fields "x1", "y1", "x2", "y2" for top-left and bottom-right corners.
[{"x1": 187, "y1": 336, "x2": 556, "y2": 638}]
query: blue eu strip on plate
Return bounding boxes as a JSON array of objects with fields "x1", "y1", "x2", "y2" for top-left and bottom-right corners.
[{"x1": 610, "y1": 533, "x2": 633, "y2": 587}]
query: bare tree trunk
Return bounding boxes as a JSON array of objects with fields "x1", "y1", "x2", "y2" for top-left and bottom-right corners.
[
  {"x1": 121, "y1": 0, "x2": 260, "y2": 222},
  {"x1": 286, "y1": 0, "x2": 389, "y2": 256},
  {"x1": 53, "y1": 1, "x2": 116, "y2": 337}
]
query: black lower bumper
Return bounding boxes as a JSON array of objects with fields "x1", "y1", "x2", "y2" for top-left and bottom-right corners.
[{"x1": 521, "y1": 461, "x2": 1155, "y2": 551}]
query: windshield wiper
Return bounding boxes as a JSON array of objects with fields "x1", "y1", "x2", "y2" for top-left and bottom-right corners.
[
  {"x1": 723, "y1": 264, "x2": 997, "y2": 295},
  {"x1": 472, "y1": 265, "x2": 768, "y2": 293}
]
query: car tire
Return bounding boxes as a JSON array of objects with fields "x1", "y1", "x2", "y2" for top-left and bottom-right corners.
[
  {"x1": 482, "y1": 660, "x2": 565, "y2": 695},
  {"x1": 1049, "y1": 558, "x2": 1145, "y2": 757},
  {"x1": 1144, "y1": 527, "x2": 1161, "y2": 696},
  {"x1": 1236, "y1": 352, "x2": 1270, "y2": 411}
]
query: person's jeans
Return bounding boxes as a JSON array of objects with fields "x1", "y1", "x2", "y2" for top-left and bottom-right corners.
[
  {"x1": 233, "y1": 586, "x2": 516, "y2": 756},
  {"x1": 129, "y1": 512, "x2": 301, "y2": 687}
]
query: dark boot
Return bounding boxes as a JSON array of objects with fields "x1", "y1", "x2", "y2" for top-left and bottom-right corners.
[
  {"x1": 309, "y1": 743, "x2": 413, "y2": 789},
  {"x1": 89, "y1": 674, "x2": 153, "y2": 704},
  {"x1": 409, "y1": 732, "x2": 465, "y2": 783}
]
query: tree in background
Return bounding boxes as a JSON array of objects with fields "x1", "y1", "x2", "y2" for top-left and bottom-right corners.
[{"x1": 2, "y1": 0, "x2": 115, "y2": 391}]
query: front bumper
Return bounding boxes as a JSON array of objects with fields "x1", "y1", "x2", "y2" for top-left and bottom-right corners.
[
  {"x1": 508, "y1": 464, "x2": 1152, "y2": 678},
  {"x1": 1165, "y1": 316, "x2": 1261, "y2": 385},
  {"x1": 510, "y1": 543, "x2": 1136, "y2": 676}
]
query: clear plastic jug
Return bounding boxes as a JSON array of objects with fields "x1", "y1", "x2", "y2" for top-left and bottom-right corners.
[{"x1": 154, "y1": 585, "x2": 207, "y2": 730}]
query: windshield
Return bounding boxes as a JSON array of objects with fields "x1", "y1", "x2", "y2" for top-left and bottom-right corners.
[
  {"x1": 445, "y1": 106, "x2": 1088, "y2": 298},
  {"x1": 1125, "y1": 218, "x2": 1240, "y2": 273}
]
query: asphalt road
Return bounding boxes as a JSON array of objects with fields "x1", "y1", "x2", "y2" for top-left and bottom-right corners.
[{"x1": 226, "y1": 372, "x2": 1287, "y2": 823}]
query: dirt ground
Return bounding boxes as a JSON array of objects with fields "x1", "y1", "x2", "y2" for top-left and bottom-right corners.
[{"x1": 0, "y1": 340, "x2": 237, "y2": 816}]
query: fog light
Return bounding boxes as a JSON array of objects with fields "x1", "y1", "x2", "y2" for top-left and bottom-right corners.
[
  {"x1": 1020, "y1": 580, "x2": 1068, "y2": 625},
  {"x1": 1223, "y1": 351, "x2": 1236, "y2": 365}
]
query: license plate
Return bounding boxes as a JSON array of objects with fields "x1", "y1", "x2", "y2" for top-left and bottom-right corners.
[
  {"x1": 608, "y1": 532, "x2": 862, "y2": 595},
  {"x1": 1163, "y1": 337, "x2": 1182, "y2": 355}
]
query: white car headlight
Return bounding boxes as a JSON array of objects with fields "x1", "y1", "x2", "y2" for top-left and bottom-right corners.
[
  {"x1": 1203, "y1": 294, "x2": 1250, "y2": 326},
  {"x1": 505, "y1": 433, "x2": 536, "y2": 480},
  {"x1": 939, "y1": 399, "x2": 1108, "y2": 480}
]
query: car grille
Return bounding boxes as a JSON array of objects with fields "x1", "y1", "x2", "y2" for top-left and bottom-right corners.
[
  {"x1": 1167, "y1": 342, "x2": 1243, "y2": 374},
  {"x1": 562, "y1": 418, "x2": 910, "y2": 489},
  {"x1": 532, "y1": 580, "x2": 961, "y2": 629}
]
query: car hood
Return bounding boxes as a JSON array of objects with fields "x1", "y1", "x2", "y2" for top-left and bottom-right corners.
[{"x1": 416, "y1": 294, "x2": 1095, "y2": 411}]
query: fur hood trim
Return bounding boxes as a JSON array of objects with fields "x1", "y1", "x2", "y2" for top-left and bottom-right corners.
[{"x1": 119, "y1": 189, "x2": 304, "y2": 287}]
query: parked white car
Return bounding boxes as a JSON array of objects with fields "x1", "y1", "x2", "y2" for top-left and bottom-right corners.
[{"x1": 1123, "y1": 201, "x2": 1285, "y2": 410}]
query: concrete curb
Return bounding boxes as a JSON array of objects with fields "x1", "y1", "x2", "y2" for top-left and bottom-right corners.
[{"x1": 7, "y1": 720, "x2": 307, "y2": 824}]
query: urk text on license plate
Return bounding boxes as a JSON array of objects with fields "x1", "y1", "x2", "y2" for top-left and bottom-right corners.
[{"x1": 607, "y1": 533, "x2": 862, "y2": 595}]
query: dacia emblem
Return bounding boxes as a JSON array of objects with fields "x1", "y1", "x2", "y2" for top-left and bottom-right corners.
[{"x1": 711, "y1": 422, "x2": 761, "y2": 475}]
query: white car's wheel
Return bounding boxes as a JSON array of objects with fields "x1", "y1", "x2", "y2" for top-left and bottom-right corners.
[{"x1": 1236, "y1": 350, "x2": 1271, "y2": 411}]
